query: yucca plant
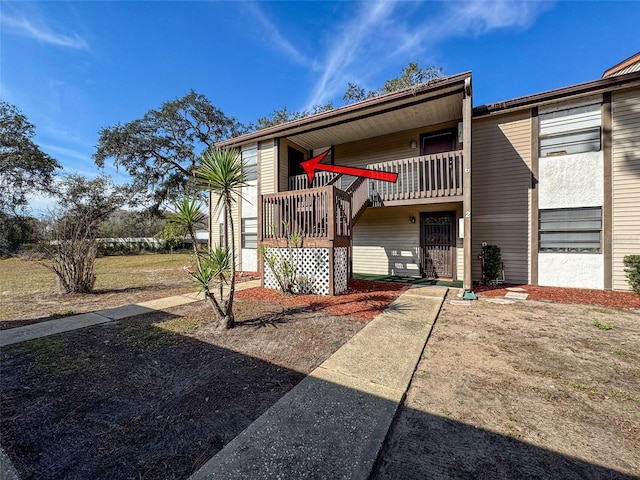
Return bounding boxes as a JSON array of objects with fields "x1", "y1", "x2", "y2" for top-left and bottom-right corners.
[{"x1": 192, "y1": 147, "x2": 248, "y2": 329}]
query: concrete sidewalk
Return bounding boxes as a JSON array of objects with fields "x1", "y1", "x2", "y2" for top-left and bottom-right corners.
[
  {"x1": 190, "y1": 285, "x2": 447, "y2": 480},
  {"x1": 0, "y1": 280, "x2": 261, "y2": 347}
]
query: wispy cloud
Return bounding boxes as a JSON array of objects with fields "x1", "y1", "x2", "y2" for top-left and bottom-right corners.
[
  {"x1": 243, "y1": 2, "x2": 313, "y2": 68},
  {"x1": 0, "y1": 10, "x2": 88, "y2": 49},
  {"x1": 304, "y1": 0, "x2": 553, "y2": 107},
  {"x1": 395, "y1": 1, "x2": 554, "y2": 57},
  {"x1": 306, "y1": 0, "x2": 398, "y2": 107}
]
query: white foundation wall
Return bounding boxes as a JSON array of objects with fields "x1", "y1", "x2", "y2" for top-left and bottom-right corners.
[
  {"x1": 538, "y1": 253, "x2": 604, "y2": 289},
  {"x1": 538, "y1": 152, "x2": 604, "y2": 209}
]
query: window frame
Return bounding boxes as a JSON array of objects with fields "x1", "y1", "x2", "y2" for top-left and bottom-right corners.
[
  {"x1": 538, "y1": 102, "x2": 602, "y2": 157},
  {"x1": 538, "y1": 207, "x2": 602, "y2": 254},
  {"x1": 242, "y1": 146, "x2": 258, "y2": 181},
  {"x1": 241, "y1": 217, "x2": 258, "y2": 249}
]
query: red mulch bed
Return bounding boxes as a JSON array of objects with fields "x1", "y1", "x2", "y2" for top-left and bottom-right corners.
[
  {"x1": 236, "y1": 279, "x2": 410, "y2": 320},
  {"x1": 476, "y1": 284, "x2": 640, "y2": 310}
]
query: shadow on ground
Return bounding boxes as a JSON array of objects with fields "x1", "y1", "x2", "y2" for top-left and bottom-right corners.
[
  {"x1": 373, "y1": 406, "x2": 636, "y2": 480},
  {"x1": 0, "y1": 308, "x2": 635, "y2": 480}
]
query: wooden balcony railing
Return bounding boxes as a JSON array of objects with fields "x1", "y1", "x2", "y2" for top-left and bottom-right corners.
[
  {"x1": 367, "y1": 150, "x2": 463, "y2": 205},
  {"x1": 347, "y1": 176, "x2": 370, "y2": 223},
  {"x1": 262, "y1": 150, "x2": 463, "y2": 246},
  {"x1": 288, "y1": 171, "x2": 339, "y2": 191},
  {"x1": 260, "y1": 185, "x2": 350, "y2": 247}
]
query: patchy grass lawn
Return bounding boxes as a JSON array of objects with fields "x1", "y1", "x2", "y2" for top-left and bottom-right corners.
[
  {"x1": 0, "y1": 297, "x2": 375, "y2": 480},
  {"x1": 0, "y1": 254, "x2": 195, "y2": 327},
  {"x1": 374, "y1": 294, "x2": 640, "y2": 479}
]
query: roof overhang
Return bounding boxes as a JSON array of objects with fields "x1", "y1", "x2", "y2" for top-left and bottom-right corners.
[
  {"x1": 218, "y1": 72, "x2": 471, "y2": 151},
  {"x1": 474, "y1": 71, "x2": 640, "y2": 118}
]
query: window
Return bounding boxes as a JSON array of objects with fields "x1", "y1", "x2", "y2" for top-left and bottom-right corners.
[
  {"x1": 539, "y1": 103, "x2": 601, "y2": 157},
  {"x1": 241, "y1": 217, "x2": 257, "y2": 249},
  {"x1": 219, "y1": 223, "x2": 226, "y2": 247},
  {"x1": 242, "y1": 146, "x2": 258, "y2": 181},
  {"x1": 539, "y1": 207, "x2": 602, "y2": 253}
]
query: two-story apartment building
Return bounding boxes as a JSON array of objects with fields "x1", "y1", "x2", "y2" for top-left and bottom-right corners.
[{"x1": 213, "y1": 56, "x2": 640, "y2": 295}]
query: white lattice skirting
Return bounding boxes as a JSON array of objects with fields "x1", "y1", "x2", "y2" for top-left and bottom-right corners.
[{"x1": 263, "y1": 247, "x2": 349, "y2": 295}]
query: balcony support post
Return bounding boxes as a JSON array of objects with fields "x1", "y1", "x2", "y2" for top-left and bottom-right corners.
[{"x1": 462, "y1": 77, "x2": 476, "y2": 298}]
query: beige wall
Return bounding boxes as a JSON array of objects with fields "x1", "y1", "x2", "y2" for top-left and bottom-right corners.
[
  {"x1": 259, "y1": 139, "x2": 276, "y2": 196},
  {"x1": 472, "y1": 112, "x2": 532, "y2": 284},
  {"x1": 352, "y1": 203, "x2": 463, "y2": 279},
  {"x1": 612, "y1": 87, "x2": 640, "y2": 290}
]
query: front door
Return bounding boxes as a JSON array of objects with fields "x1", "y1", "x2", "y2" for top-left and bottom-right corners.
[{"x1": 420, "y1": 212, "x2": 455, "y2": 279}]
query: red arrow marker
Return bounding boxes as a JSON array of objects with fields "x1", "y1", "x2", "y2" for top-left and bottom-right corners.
[{"x1": 300, "y1": 151, "x2": 398, "y2": 184}]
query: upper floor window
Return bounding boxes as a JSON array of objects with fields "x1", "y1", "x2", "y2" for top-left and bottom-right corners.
[
  {"x1": 242, "y1": 146, "x2": 258, "y2": 181},
  {"x1": 539, "y1": 102, "x2": 601, "y2": 157}
]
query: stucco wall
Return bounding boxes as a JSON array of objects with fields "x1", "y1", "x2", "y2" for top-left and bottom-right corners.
[
  {"x1": 538, "y1": 151, "x2": 604, "y2": 209},
  {"x1": 538, "y1": 253, "x2": 604, "y2": 289},
  {"x1": 240, "y1": 179, "x2": 258, "y2": 272}
]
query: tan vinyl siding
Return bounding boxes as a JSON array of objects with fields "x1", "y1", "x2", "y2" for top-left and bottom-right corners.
[
  {"x1": 259, "y1": 140, "x2": 276, "y2": 195},
  {"x1": 352, "y1": 203, "x2": 462, "y2": 279},
  {"x1": 472, "y1": 112, "x2": 531, "y2": 284},
  {"x1": 210, "y1": 194, "x2": 221, "y2": 248},
  {"x1": 612, "y1": 88, "x2": 640, "y2": 290}
]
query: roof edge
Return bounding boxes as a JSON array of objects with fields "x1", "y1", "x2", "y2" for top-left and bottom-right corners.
[
  {"x1": 218, "y1": 71, "x2": 471, "y2": 147},
  {"x1": 473, "y1": 71, "x2": 640, "y2": 117},
  {"x1": 602, "y1": 51, "x2": 640, "y2": 78}
]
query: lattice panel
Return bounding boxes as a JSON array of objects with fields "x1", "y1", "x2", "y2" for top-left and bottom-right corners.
[
  {"x1": 262, "y1": 247, "x2": 331, "y2": 295},
  {"x1": 334, "y1": 247, "x2": 349, "y2": 294}
]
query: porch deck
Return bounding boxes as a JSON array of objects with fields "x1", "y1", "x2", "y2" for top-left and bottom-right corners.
[{"x1": 264, "y1": 150, "x2": 464, "y2": 245}]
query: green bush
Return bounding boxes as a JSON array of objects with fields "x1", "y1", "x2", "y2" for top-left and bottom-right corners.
[
  {"x1": 623, "y1": 255, "x2": 640, "y2": 294},
  {"x1": 482, "y1": 244, "x2": 502, "y2": 284}
]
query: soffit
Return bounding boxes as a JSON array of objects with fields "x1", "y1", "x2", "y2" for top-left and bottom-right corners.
[
  {"x1": 286, "y1": 92, "x2": 464, "y2": 150},
  {"x1": 218, "y1": 72, "x2": 470, "y2": 149}
]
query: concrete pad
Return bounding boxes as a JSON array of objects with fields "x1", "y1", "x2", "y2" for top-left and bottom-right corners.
[
  {"x1": 136, "y1": 295, "x2": 201, "y2": 310},
  {"x1": 376, "y1": 295, "x2": 443, "y2": 322},
  {"x1": 190, "y1": 372, "x2": 401, "y2": 480},
  {"x1": 406, "y1": 285, "x2": 449, "y2": 298},
  {"x1": 505, "y1": 291, "x2": 529, "y2": 301},
  {"x1": 0, "y1": 313, "x2": 111, "y2": 347},
  {"x1": 319, "y1": 312, "x2": 438, "y2": 391},
  {"x1": 486, "y1": 298, "x2": 516, "y2": 305},
  {"x1": 97, "y1": 304, "x2": 156, "y2": 320},
  {"x1": 506, "y1": 287, "x2": 528, "y2": 292}
]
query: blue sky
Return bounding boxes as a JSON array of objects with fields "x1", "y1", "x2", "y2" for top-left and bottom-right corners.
[{"x1": 0, "y1": 1, "x2": 637, "y2": 212}]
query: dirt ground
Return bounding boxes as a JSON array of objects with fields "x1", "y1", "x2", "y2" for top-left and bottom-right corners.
[
  {"x1": 374, "y1": 292, "x2": 640, "y2": 479},
  {"x1": 0, "y1": 297, "x2": 373, "y2": 480}
]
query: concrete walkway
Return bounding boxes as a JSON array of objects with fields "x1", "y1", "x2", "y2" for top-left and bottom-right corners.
[
  {"x1": 0, "y1": 280, "x2": 261, "y2": 347},
  {"x1": 190, "y1": 285, "x2": 447, "y2": 480}
]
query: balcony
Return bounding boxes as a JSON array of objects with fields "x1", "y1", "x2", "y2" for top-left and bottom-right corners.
[
  {"x1": 265, "y1": 150, "x2": 464, "y2": 245},
  {"x1": 260, "y1": 186, "x2": 351, "y2": 248},
  {"x1": 287, "y1": 150, "x2": 464, "y2": 204}
]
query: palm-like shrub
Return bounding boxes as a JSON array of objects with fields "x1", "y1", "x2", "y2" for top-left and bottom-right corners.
[{"x1": 170, "y1": 147, "x2": 247, "y2": 329}]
